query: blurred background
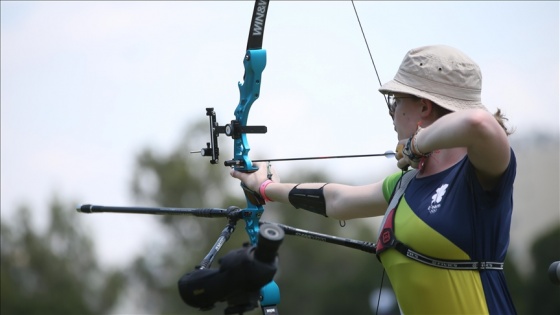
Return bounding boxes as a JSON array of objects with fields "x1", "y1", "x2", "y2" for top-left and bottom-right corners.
[{"x1": 2, "y1": 1, "x2": 559, "y2": 314}]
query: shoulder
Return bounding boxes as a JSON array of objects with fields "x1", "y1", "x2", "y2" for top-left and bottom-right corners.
[
  {"x1": 465, "y1": 110, "x2": 512, "y2": 186},
  {"x1": 469, "y1": 147, "x2": 517, "y2": 194},
  {"x1": 382, "y1": 170, "x2": 417, "y2": 202}
]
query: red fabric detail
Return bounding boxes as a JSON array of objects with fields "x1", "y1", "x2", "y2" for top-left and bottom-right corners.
[{"x1": 376, "y1": 208, "x2": 396, "y2": 254}]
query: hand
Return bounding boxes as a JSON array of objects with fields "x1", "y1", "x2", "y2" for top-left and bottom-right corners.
[
  {"x1": 396, "y1": 139, "x2": 421, "y2": 170},
  {"x1": 230, "y1": 162, "x2": 280, "y2": 192}
]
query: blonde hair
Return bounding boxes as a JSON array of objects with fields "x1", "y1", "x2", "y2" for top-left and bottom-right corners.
[{"x1": 493, "y1": 108, "x2": 514, "y2": 136}]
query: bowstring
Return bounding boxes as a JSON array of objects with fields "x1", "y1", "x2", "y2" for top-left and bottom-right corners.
[
  {"x1": 351, "y1": 1, "x2": 383, "y2": 87},
  {"x1": 351, "y1": 0, "x2": 389, "y2": 106},
  {"x1": 350, "y1": 2, "x2": 389, "y2": 315}
]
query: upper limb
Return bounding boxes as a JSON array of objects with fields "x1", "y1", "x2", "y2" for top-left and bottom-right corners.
[
  {"x1": 406, "y1": 108, "x2": 511, "y2": 189},
  {"x1": 230, "y1": 164, "x2": 389, "y2": 220},
  {"x1": 267, "y1": 181, "x2": 388, "y2": 220}
]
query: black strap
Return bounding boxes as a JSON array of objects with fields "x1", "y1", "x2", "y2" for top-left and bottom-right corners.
[
  {"x1": 378, "y1": 219, "x2": 503, "y2": 270},
  {"x1": 394, "y1": 241, "x2": 504, "y2": 270},
  {"x1": 376, "y1": 172, "x2": 504, "y2": 271}
]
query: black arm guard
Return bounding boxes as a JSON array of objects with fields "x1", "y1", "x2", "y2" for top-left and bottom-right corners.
[{"x1": 288, "y1": 184, "x2": 328, "y2": 217}]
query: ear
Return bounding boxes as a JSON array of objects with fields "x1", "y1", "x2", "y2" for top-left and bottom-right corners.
[{"x1": 419, "y1": 99, "x2": 434, "y2": 118}]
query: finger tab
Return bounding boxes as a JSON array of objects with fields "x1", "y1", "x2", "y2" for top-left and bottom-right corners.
[{"x1": 395, "y1": 144, "x2": 404, "y2": 160}]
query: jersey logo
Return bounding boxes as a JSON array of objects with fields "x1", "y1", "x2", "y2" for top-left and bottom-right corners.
[{"x1": 428, "y1": 183, "x2": 448, "y2": 214}]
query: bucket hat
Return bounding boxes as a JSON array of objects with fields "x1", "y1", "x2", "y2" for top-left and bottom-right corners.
[{"x1": 379, "y1": 45, "x2": 488, "y2": 112}]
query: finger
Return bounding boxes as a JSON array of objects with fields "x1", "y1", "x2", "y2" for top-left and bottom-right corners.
[
  {"x1": 230, "y1": 169, "x2": 244, "y2": 179},
  {"x1": 395, "y1": 143, "x2": 404, "y2": 160},
  {"x1": 397, "y1": 157, "x2": 411, "y2": 170}
]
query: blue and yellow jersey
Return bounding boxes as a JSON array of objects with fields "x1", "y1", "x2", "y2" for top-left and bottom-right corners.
[{"x1": 380, "y1": 150, "x2": 517, "y2": 314}]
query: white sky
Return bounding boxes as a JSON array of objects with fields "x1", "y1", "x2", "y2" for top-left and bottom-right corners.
[{"x1": 2, "y1": 1, "x2": 559, "y2": 267}]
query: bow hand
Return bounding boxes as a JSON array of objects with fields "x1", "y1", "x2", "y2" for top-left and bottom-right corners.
[
  {"x1": 230, "y1": 162, "x2": 275, "y2": 192},
  {"x1": 241, "y1": 182, "x2": 266, "y2": 206}
]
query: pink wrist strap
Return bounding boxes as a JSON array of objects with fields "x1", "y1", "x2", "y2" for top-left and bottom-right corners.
[{"x1": 259, "y1": 180, "x2": 273, "y2": 203}]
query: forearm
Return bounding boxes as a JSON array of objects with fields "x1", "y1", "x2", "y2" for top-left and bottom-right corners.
[
  {"x1": 415, "y1": 109, "x2": 501, "y2": 154},
  {"x1": 230, "y1": 163, "x2": 388, "y2": 220},
  {"x1": 413, "y1": 108, "x2": 510, "y2": 178},
  {"x1": 262, "y1": 182, "x2": 296, "y2": 205},
  {"x1": 263, "y1": 181, "x2": 386, "y2": 220}
]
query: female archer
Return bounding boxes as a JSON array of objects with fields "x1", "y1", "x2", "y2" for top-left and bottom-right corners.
[{"x1": 231, "y1": 45, "x2": 517, "y2": 314}]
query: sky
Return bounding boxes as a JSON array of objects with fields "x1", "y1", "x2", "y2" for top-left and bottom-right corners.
[{"x1": 2, "y1": 1, "x2": 559, "y2": 268}]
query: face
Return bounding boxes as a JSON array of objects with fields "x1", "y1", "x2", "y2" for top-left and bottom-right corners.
[{"x1": 387, "y1": 93, "x2": 422, "y2": 139}]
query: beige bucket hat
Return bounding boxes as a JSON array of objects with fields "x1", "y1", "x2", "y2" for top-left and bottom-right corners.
[{"x1": 379, "y1": 45, "x2": 488, "y2": 112}]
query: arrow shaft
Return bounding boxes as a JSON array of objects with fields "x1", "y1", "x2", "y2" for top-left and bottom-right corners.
[{"x1": 252, "y1": 152, "x2": 395, "y2": 163}]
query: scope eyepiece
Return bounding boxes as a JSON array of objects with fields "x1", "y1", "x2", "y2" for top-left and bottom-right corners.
[{"x1": 254, "y1": 223, "x2": 284, "y2": 264}]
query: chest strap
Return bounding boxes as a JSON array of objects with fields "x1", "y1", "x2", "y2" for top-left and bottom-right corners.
[
  {"x1": 378, "y1": 218, "x2": 504, "y2": 270},
  {"x1": 376, "y1": 171, "x2": 504, "y2": 271}
]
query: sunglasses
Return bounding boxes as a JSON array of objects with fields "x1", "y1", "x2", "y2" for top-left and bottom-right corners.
[{"x1": 387, "y1": 94, "x2": 418, "y2": 119}]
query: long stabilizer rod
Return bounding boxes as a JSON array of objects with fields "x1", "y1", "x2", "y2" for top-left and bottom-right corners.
[{"x1": 76, "y1": 204, "x2": 231, "y2": 217}]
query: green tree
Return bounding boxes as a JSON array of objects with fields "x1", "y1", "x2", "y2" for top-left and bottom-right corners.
[
  {"x1": 125, "y1": 121, "x2": 387, "y2": 314},
  {"x1": 503, "y1": 254, "x2": 527, "y2": 313},
  {"x1": 524, "y1": 224, "x2": 560, "y2": 314},
  {"x1": 124, "y1": 120, "x2": 545, "y2": 315},
  {"x1": 0, "y1": 197, "x2": 125, "y2": 315},
  {"x1": 125, "y1": 121, "x2": 251, "y2": 315}
]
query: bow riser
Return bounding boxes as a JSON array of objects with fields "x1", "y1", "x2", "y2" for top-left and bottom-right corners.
[{"x1": 233, "y1": 49, "x2": 267, "y2": 173}]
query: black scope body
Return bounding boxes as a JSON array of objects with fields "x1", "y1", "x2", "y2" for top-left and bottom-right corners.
[
  {"x1": 549, "y1": 261, "x2": 560, "y2": 285},
  {"x1": 253, "y1": 223, "x2": 284, "y2": 264},
  {"x1": 178, "y1": 223, "x2": 284, "y2": 313}
]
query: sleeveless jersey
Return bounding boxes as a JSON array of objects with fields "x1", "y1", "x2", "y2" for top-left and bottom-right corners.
[{"x1": 380, "y1": 150, "x2": 517, "y2": 314}]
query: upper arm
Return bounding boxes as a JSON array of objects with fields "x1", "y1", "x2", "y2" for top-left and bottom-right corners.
[
  {"x1": 324, "y1": 180, "x2": 389, "y2": 220},
  {"x1": 465, "y1": 110, "x2": 511, "y2": 189}
]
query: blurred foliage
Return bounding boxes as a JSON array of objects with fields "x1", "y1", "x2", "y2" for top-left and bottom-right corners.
[
  {"x1": 0, "y1": 198, "x2": 125, "y2": 315},
  {"x1": 123, "y1": 122, "x2": 560, "y2": 315},
  {"x1": 125, "y1": 121, "x2": 392, "y2": 314},
  {"x1": 2, "y1": 124, "x2": 558, "y2": 315},
  {"x1": 125, "y1": 120, "x2": 251, "y2": 314},
  {"x1": 524, "y1": 225, "x2": 560, "y2": 314}
]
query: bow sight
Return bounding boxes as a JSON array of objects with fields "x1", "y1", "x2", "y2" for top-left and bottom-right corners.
[{"x1": 190, "y1": 107, "x2": 267, "y2": 169}]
